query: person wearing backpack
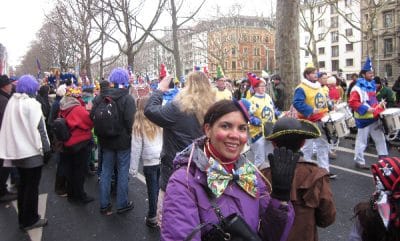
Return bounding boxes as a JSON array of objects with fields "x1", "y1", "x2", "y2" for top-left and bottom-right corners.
[
  {"x1": 91, "y1": 68, "x2": 136, "y2": 215},
  {"x1": 59, "y1": 86, "x2": 94, "y2": 204}
]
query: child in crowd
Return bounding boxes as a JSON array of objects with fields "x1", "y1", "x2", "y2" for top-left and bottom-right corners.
[{"x1": 130, "y1": 96, "x2": 162, "y2": 228}]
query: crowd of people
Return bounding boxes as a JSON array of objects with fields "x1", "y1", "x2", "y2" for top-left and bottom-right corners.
[{"x1": 0, "y1": 59, "x2": 399, "y2": 240}]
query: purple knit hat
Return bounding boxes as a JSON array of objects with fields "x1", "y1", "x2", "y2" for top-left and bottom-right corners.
[
  {"x1": 108, "y1": 68, "x2": 129, "y2": 85},
  {"x1": 16, "y1": 75, "x2": 39, "y2": 95}
]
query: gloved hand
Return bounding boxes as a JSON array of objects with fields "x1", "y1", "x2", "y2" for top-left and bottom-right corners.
[{"x1": 268, "y1": 147, "x2": 300, "y2": 201}]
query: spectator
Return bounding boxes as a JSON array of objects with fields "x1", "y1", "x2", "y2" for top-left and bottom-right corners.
[
  {"x1": 0, "y1": 75, "x2": 50, "y2": 230},
  {"x1": 272, "y1": 74, "x2": 285, "y2": 111}
]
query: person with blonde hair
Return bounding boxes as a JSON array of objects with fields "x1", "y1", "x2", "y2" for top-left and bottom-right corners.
[
  {"x1": 130, "y1": 96, "x2": 162, "y2": 228},
  {"x1": 144, "y1": 71, "x2": 216, "y2": 223}
]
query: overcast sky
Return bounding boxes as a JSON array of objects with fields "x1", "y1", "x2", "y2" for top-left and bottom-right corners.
[{"x1": 0, "y1": 0, "x2": 275, "y2": 67}]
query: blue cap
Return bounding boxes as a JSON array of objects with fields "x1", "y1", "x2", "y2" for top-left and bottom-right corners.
[{"x1": 362, "y1": 56, "x2": 373, "y2": 72}]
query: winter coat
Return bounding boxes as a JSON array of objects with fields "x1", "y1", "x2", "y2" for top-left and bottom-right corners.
[
  {"x1": 161, "y1": 137, "x2": 295, "y2": 241},
  {"x1": 377, "y1": 85, "x2": 396, "y2": 108},
  {"x1": 273, "y1": 82, "x2": 285, "y2": 111},
  {"x1": 0, "y1": 93, "x2": 50, "y2": 166},
  {"x1": 130, "y1": 130, "x2": 162, "y2": 171},
  {"x1": 91, "y1": 87, "x2": 136, "y2": 150},
  {"x1": 144, "y1": 90, "x2": 203, "y2": 191},
  {"x1": 262, "y1": 159, "x2": 336, "y2": 241},
  {"x1": 60, "y1": 96, "x2": 93, "y2": 147},
  {"x1": 392, "y1": 79, "x2": 400, "y2": 104}
]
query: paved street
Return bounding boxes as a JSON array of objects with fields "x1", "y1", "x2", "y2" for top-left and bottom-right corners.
[{"x1": 0, "y1": 136, "x2": 398, "y2": 241}]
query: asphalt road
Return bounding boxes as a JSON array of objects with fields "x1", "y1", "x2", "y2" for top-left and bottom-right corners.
[{"x1": 0, "y1": 137, "x2": 398, "y2": 241}]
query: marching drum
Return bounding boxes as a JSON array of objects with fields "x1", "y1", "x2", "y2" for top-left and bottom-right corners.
[
  {"x1": 380, "y1": 108, "x2": 400, "y2": 133},
  {"x1": 335, "y1": 102, "x2": 356, "y2": 128},
  {"x1": 321, "y1": 112, "x2": 350, "y2": 138}
]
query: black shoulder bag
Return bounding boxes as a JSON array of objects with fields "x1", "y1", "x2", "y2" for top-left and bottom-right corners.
[{"x1": 184, "y1": 188, "x2": 262, "y2": 241}]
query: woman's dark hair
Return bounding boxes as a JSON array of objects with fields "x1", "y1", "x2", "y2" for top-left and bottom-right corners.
[
  {"x1": 374, "y1": 76, "x2": 381, "y2": 84},
  {"x1": 354, "y1": 201, "x2": 400, "y2": 241},
  {"x1": 204, "y1": 100, "x2": 243, "y2": 126}
]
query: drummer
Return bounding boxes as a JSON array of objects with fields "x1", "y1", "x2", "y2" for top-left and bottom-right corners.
[
  {"x1": 348, "y1": 57, "x2": 388, "y2": 170},
  {"x1": 293, "y1": 66, "x2": 336, "y2": 179}
]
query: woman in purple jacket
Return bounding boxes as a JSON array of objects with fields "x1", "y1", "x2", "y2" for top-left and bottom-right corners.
[{"x1": 161, "y1": 100, "x2": 296, "y2": 241}]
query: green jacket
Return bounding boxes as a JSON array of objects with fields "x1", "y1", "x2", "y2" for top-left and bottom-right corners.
[{"x1": 377, "y1": 86, "x2": 396, "y2": 108}]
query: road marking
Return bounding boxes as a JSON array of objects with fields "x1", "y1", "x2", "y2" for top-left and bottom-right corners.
[
  {"x1": 335, "y1": 146, "x2": 378, "y2": 158},
  {"x1": 137, "y1": 173, "x2": 146, "y2": 184},
  {"x1": 330, "y1": 164, "x2": 373, "y2": 178},
  {"x1": 12, "y1": 193, "x2": 47, "y2": 241}
]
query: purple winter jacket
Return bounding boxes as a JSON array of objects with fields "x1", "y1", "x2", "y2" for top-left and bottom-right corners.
[{"x1": 161, "y1": 137, "x2": 295, "y2": 241}]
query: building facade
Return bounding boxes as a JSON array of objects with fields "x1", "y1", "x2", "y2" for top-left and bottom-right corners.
[
  {"x1": 132, "y1": 15, "x2": 275, "y2": 81},
  {"x1": 299, "y1": 0, "x2": 362, "y2": 80},
  {"x1": 361, "y1": 0, "x2": 400, "y2": 83}
]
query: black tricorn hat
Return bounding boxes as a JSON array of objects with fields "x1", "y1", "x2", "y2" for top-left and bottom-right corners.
[{"x1": 266, "y1": 117, "x2": 320, "y2": 142}]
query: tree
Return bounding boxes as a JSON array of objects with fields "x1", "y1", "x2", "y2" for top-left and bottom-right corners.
[
  {"x1": 144, "y1": 0, "x2": 206, "y2": 78},
  {"x1": 275, "y1": 0, "x2": 300, "y2": 110},
  {"x1": 101, "y1": 0, "x2": 167, "y2": 68},
  {"x1": 299, "y1": 0, "x2": 332, "y2": 68}
]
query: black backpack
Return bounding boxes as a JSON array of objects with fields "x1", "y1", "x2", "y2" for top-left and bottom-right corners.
[
  {"x1": 52, "y1": 117, "x2": 71, "y2": 141},
  {"x1": 92, "y1": 96, "x2": 123, "y2": 137}
]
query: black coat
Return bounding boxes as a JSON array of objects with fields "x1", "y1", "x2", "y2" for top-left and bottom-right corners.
[
  {"x1": 144, "y1": 90, "x2": 203, "y2": 191},
  {"x1": 91, "y1": 87, "x2": 136, "y2": 150},
  {"x1": 0, "y1": 89, "x2": 11, "y2": 128}
]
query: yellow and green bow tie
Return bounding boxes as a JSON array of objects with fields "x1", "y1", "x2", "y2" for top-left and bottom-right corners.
[{"x1": 207, "y1": 157, "x2": 258, "y2": 198}]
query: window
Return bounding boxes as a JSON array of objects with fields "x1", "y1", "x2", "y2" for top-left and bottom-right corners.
[
  {"x1": 318, "y1": 6, "x2": 322, "y2": 13},
  {"x1": 346, "y1": 43, "x2": 354, "y2": 51},
  {"x1": 330, "y1": 4, "x2": 337, "y2": 14},
  {"x1": 318, "y1": 47, "x2": 325, "y2": 55},
  {"x1": 224, "y1": 62, "x2": 228, "y2": 70},
  {"x1": 385, "y1": 64, "x2": 392, "y2": 77},
  {"x1": 265, "y1": 36, "x2": 269, "y2": 43},
  {"x1": 243, "y1": 61, "x2": 248, "y2": 69},
  {"x1": 254, "y1": 48, "x2": 260, "y2": 56},
  {"x1": 332, "y1": 60, "x2": 339, "y2": 72},
  {"x1": 346, "y1": 13, "x2": 352, "y2": 20},
  {"x1": 346, "y1": 58, "x2": 354, "y2": 66},
  {"x1": 364, "y1": 14, "x2": 369, "y2": 22},
  {"x1": 232, "y1": 48, "x2": 236, "y2": 56},
  {"x1": 319, "y1": 61, "x2": 325, "y2": 68},
  {"x1": 232, "y1": 61, "x2": 236, "y2": 70},
  {"x1": 243, "y1": 47, "x2": 248, "y2": 55},
  {"x1": 345, "y1": 0, "x2": 352, "y2": 7},
  {"x1": 384, "y1": 38, "x2": 393, "y2": 56},
  {"x1": 318, "y1": 33, "x2": 324, "y2": 40},
  {"x1": 254, "y1": 61, "x2": 260, "y2": 70},
  {"x1": 383, "y1": 12, "x2": 393, "y2": 28},
  {"x1": 331, "y1": 31, "x2": 339, "y2": 43},
  {"x1": 345, "y1": 28, "x2": 353, "y2": 36},
  {"x1": 305, "y1": 50, "x2": 309, "y2": 57},
  {"x1": 242, "y1": 34, "x2": 248, "y2": 42},
  {"x1": 318, "y1": 19, "x2": 324, "y2": 27},
  {"x1": 331, "y1": 45, "x2": 339, "y2": 57},
  {"x1": 331, "y1": 16, "x2": 338, "y2": 28}
]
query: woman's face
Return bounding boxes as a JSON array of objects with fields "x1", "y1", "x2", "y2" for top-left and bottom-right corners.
[{"x1": 204, "y1": 111, "x2": 248, "y2": 159}]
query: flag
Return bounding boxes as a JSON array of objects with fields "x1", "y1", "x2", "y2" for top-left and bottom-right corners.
[{"x1": 36, "y1": 58, "x2": 42, "y2": 78}]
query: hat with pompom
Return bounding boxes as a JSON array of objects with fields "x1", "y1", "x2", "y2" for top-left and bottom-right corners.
[
  {"x1": 247, "y1": 72, "x2": 265, "y2": 88},
  {"x1": 109, "y1": 68, "x2": 129, "y2": 86}
]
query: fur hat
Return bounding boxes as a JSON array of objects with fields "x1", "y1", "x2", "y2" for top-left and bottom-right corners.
[
  {"x1": 16, "y1": 75, "x2": 39, "y2": 95},
  {"x1": 266, "y1": 117, "x2": 321, "y2": 142},
  {"x1": 109, "y1": 68, "x2": 129, "y2": 85}
]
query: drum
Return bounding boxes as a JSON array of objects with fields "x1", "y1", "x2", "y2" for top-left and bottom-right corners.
[
  {"x1": 335, "y1": 102, "x2": 356, "y2": 128},
  {"x1": 321, "y1": 112, "x2": 349, "y2": 138},
  {"x1": 380, "y1": 108, "x2": 400, "y2": 133}
]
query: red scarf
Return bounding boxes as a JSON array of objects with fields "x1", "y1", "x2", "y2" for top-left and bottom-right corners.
[{"x1": 205, "y1": 141, "x2": 238, "y2": 173}]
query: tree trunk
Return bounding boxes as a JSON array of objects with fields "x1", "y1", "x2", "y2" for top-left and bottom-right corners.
[
  {"x1": 171, "y1": 0, "x2": 182, "y2": 78},
  {"x1": 275, "y1": 0, "x2": 300, "y2": 111}
]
